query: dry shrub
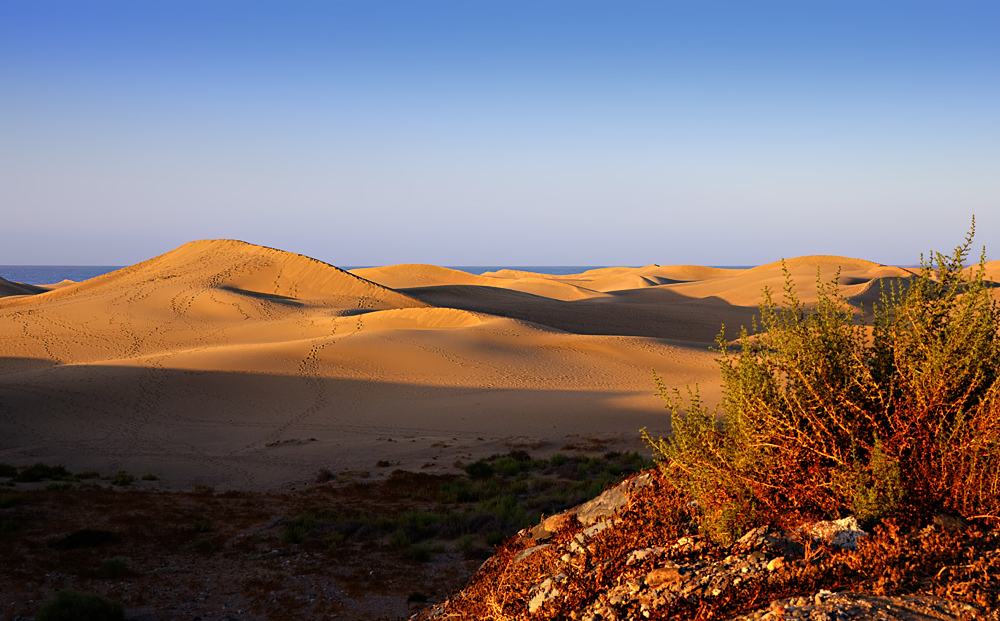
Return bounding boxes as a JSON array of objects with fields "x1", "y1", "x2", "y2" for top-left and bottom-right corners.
[{"x1": 646, "y1": 221, "x2": 1000, "y2": 543}]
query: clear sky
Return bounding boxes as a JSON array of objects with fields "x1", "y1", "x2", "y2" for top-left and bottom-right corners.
[{"x1": 2, "y1": 1, "x2": 998, "y2": 266}]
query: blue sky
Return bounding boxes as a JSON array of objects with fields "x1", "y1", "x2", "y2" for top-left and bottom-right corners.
[{"x1": 2, "y1": 1, "x2": 998, "y2": 266}]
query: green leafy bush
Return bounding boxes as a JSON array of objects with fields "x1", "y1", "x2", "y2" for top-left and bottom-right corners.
[
  {"x1": 645, "y1": 223, "x2": 1000, "y2": 543},
  {"x1": 36, "y1": 590, "x2": 124, "y2": 621}
]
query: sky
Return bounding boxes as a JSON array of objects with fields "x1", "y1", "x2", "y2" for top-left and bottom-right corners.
[{"x1": 2, "y1": 1, "x2": 999, "y2": 267}]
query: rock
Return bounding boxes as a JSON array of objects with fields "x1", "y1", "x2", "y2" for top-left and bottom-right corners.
[
  {"x1": 529, "y1": 511, "x2": 578, "y2": 542},
  {"x1": 626, "y1": 546, "x2": 666, "y2": 566},
  {"x1": 528, "y1": 578, "x2": 560, "y2": 614},
  {"x1": 933, "y1": 513, "x2": 969, "y2": 532},
  {"x1": 766, "y1": 556, "x2": 785, "y2": 572},
  {"x1": 576, "y1": 472, "x2": 654, "y2": 527},
  {"x1": 736, "y1": 525, "x2": 770, "y2": 549},
  {"x1": 514, "y1": 544, "x2": 551, "y2": 565},
  {"x1": 805, "y1": 517, "x2": 868, "y2": 551},
  {"x1": 645, "y1": 566, "x2": 684, "y2": 589}
]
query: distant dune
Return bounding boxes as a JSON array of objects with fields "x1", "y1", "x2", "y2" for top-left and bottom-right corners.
[
  {"x1": 0, "y1": 276, "x2": 47, "y2": 298},
  {"x1": 0, "y1": 241, "x2": 917, "y2": 490}
]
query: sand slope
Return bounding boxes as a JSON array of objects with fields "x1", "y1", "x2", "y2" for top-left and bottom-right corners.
[
  {"x1": 0, "y1": 276, "x2": 47, "y2": 298},
  {"x1": 0, "y1": 245, "x2": 910, "y2": 490}
]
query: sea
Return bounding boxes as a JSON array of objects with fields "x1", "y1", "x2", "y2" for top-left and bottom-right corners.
[{"x1": 0, "y1": 265, "x2": 754, "y2": 286}]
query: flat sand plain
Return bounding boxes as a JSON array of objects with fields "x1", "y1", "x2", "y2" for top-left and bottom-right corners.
[{"x1": 0, "y1": 240, "x2": 925, "y2": 490}]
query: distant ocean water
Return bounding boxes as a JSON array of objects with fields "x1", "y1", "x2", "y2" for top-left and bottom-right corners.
[
  {"x1": 0, "y1": 265, "x2": 755, "y2": 286},
  {"x1": 0, "y1": 266, "x2": 126, "y2": 285}
]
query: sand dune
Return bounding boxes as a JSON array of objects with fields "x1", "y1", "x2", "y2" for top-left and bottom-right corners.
[
  {"x1": 0, "y1": 244, "x2": 915, "y2": 490},
  {"x1": 0, "y1": 276, "x2": 47, "y2": 298}
]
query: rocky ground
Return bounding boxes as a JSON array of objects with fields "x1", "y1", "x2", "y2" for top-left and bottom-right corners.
[
  {"x1": 5, "y1": 463, "x2": 1000, "y2": 620},
  {"x1": 0, "y1": 450, "x2": 649, "y2": 620},
  {"x1": 416, "y1": 471, "x2": 1000, "y2": 621}
]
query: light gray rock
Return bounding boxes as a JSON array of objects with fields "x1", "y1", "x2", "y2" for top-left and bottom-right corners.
[
  {"x1": 576, "y1": 472, "x2": 654, "y2": 526},
  {"x1": 805, "y1": 516, "x2": 868, "y2": 551}
]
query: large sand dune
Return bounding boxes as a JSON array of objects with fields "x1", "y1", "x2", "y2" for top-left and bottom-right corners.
[{"x1": 0, "y1": 241, "x2": 909, "y2": 490}]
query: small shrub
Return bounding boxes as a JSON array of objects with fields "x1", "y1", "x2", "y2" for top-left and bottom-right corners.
[
  {"x1": 646, "y1": 223, "x2": 1000, "y2": 542},
  {"x1": 324, "y1": 531, "x2": 345, "y2": 549},
  {"x1": 457, "y1": 534, "x2": 476, "y2": 555},
  {"x1": 17, "y1": 462, "x2": 70, "y2": 482},
  {"x1": 0, "y1": 493, "x2": 25, "y2": 509},
  {"x1": 390, "y1": 528, "x2": 411, "y2": 548},
  {"x1": 45, "y1": 482, "x2": 73, "y2": 491},
  {"x1": 281, "y1": 524, "x2": 307, "y2": 544},
  {"x1": 192, "y1": 516, "x2": 212, "y2": 533},
  {"x1": 464, "y1": 460, "x2": 494, "y2": 479},
  {"x1": 35, "y1": 590, "x2": 124, "y2": 621},
  {"x1": 375, "y1": 460, "x2": 392, "y2": 468},
  {"x1": 549, "y1": 453, "x2": 568, "y2": 467},
  {"x1": 456, "y1": 534, "x2": 490, "y2": 559},
  {"x1": 408, "y1": 592, "x2": 429, "y2": 603},
  {"x1": 0, "y1": 463, "x2": 16, "y2": 477},
  {"x1": 315, "y1": 468, "x2": 335, "y2": 483},
  {"x1": 402, "y1": 543, "x2": 431, "y2": 562},
  {"x1": 194, "y1": 538, "x2": 214, "y2": 554},
  {"x1": 75, "y1": 471, "x2": 101, "y2": 480},
  {"x1": 109, "y1": 471, "x2": 134, "y2": 486},
  {"x1": 280, "y1": 512, "x2": 315, "y2": 544},
  {"x1": 140, "y1": 473, "x2": 158, "y2": 481},
  {"x1": 98, "y1": 556, "x2": 129, "y2": 578}
]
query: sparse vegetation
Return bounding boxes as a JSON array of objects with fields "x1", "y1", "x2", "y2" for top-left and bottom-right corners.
[
  {"x1": 35, "y1": 590, "x2": 124, "y2": 621},
  {"x1": 16, "y1": 463, "x2": 71, "y2": 483},
  {"x1": 0, "y1": 493, "x2": 25, "y2": 509},
  {"x1": 645, "y1": 223, "x2": 1000, "y2": 543},
  {"x1": 98, "y1": 557, "x2": 129, "y2": 579},
  {"x1": 109, "y1": 471, "x2": 135, "y2": 486},
  {"x1": 192, "y1": 516, "x2": 212, "y2": 533}
]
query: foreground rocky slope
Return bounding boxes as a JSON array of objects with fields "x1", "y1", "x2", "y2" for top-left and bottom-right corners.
[{"x1": 418, "y1": 470, "x2": 1000, "y2": 620}]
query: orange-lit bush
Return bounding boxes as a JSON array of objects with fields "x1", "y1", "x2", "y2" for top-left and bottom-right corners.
[{"x1": 646, "y1": 221, "x2": 1000, "y2": 543}]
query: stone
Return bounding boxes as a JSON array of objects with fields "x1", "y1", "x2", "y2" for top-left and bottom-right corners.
[
  {"x1": 530, "y1": 511, "x2": 577, "y2": 542},
  {"x1": 805, "y1": 517, "x2": 868, "y2": 551},
  {"x1": 626, "y1": 546, "x2": 666, "y2": 566},
  {"x1": 933, "y1": 513, "x2": 969, "y2": 532},
  {"x1": 528, "y1": 578, "x2": 560, "y2": 614},
  {"x1": 514, "y1": 544, "x2": 551, "y2": 565},
  {"x1": 766, "y1": 557, "x2": 785, "y2": 572},
  {"x1": 576, "y1": 472, "x2": 653, "y2": 526},
  {"x1": 645, "y1": 566, "x2": 683, "y2": 589}
]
